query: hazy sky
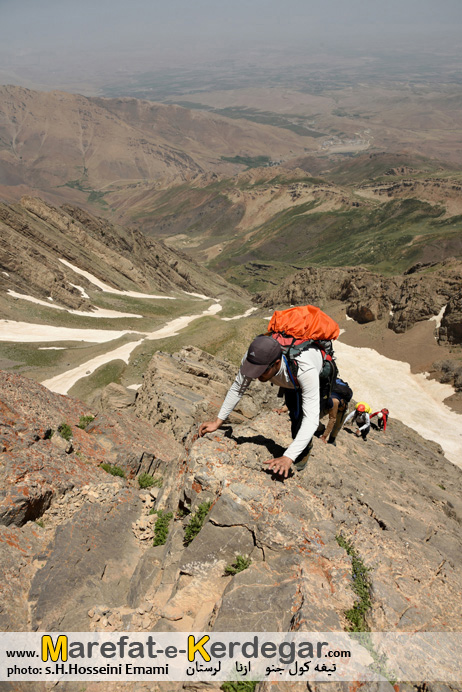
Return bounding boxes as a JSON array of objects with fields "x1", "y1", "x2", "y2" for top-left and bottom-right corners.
[{"x1": 1, "y1": 0, "x2": 461, "y2": 88}]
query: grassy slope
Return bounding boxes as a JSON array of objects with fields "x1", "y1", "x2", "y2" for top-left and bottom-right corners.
[
  {"x1": 122, "y1": 153, "x2": 462, "y2": 291},
  {"x1": 210, "y1": 198, "x2": 460, "y2": 277}
]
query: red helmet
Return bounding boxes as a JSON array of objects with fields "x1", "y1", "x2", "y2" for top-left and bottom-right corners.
[{"x1": 357, "y1": 404, "x2": 366, "y2": 412}]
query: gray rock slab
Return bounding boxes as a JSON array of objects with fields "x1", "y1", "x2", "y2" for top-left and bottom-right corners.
[
  {"x1": 209, "y1": 492, "x2": 255, "y2": 529},
  {"x1": 212, "y1": 554, "x2": 300, "y2": 632},
  {"x1": 127, "y1": 546, "x2": 164, "y2": 608},
  {"x1": 180, "y1": 523, "x2": 254, "y2": 575},
  {"x1": 29, "y1": 489, "x2": 142, "y2": 630}
]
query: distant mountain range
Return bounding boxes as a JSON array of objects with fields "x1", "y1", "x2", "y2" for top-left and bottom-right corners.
[
  {"x1": 0, "y1": 85, "x2": 309, "y2": 195},
  {"x1": 0, "y1": 85, "x2": 461, "y2": 291}
]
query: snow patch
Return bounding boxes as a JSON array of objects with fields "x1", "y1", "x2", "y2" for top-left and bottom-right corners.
[
  {"x1": 38, "y1": 347, "x2": 66, "y2": 350},
  {"x1": 42, "y1": 339, "x2": 145, "y2": 394},
  {"x1": 429, "y1": 304, "x2": 447, "y2": 330},
  {"x1": 222, "y1": 307, "x2": 258, "y2": 321},
  {"x1": 41, "y1": 302, "x2": 223, "y2": 393},
  {"x1": 144, "y1": 302, "x2": 222, "y2": 340},
  {"x1": 70, "y1": 283, "x2": 90, "y2": 299},
  {"x1": 59, "y1": 259, "x2": 175, "y2": 299},
  {"x1": 0, "y1": 321, "x2": 135, "y2": 344},
  {"x1": 127, "y1": 383, "x2": 142, "y2": 390},
  {"x1": 6, "y1": 290, "x2": 142, "y2": 319},
  {"x1": 183, "y1": 290, "x2": 211, "y2": 300}
]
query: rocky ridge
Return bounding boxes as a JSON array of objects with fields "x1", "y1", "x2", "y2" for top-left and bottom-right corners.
[
  {"x1": 1, "y1": 347, "x2": 462, "y2": 692},
  {"x1": 254, "y1": 260, "x2": 462, "y2": 343},
  {"x1": 0, "y1": 196, "x2": 246, "y2": 309}
]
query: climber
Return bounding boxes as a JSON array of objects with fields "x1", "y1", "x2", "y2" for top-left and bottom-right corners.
[
  {"x1": 370, "y1": 408, "x2": 389, "y2": 432},
  {"x1": 343, "y1": 403, "x2": 371, "y2": 441},
  {"x1": 199, "y1": 333, "x2": 322, "y2": 477},
  {"x1": 315, "y1": 377, "x2": 353, "y2": 446}
]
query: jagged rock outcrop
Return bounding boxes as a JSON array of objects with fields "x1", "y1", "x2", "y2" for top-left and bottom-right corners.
[
  {"x1": 134, "y1": 345, "x2": 275, "y2": 442},
  {"x1": 439, "y1": 288, "x2": 462, "y2": 344},
  {"x1": 1, "y1": 352, "x2": 462, "y2": 691},
  {"x1": 100, "y1": 382, "x2": 137, "y2": 411},
  {"x1": 255, "y1": 260, "x2": 462, "y2": 341},
  {"x1": 0, "y1": 370, "x2": 182, "y2": 631}
]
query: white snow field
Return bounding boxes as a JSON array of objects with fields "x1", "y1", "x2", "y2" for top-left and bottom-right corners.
[
  {"x1": 41, "y1": 339, "x2": 145, "y2": 394},
  {"x1": 0, "y1": 321, "x2": 135, "y2": 343},
  {"x1": 41, "y1": 302, "x2": 223, "y2": 394}
]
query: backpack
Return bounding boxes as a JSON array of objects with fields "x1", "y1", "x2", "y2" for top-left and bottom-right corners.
[
  {"x1": 356, "y1": 401, "x2": 372, "y2": 414},
  {"x1": 331, "y1": 377, "x2": 353, "y2": 403},
  {"x1": 267, "y1": 305, "x2": 340, "y2": 412}
]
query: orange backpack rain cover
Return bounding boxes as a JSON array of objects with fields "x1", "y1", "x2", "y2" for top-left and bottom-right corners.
[{"x1": 268, "y1": 305, "x2": 340, "y2": 342}]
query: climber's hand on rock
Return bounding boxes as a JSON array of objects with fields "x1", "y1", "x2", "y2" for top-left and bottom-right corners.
[{"x1": 264, "y1": 456, "x2": 292, "y2": 477}]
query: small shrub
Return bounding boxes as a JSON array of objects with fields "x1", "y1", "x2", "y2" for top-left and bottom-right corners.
[
  {"x1": 77, "y1": 415, "x2": 95, "y2": 429},
  {"x1": 224, "y1": 555, "x2": 252, "y2": 576},
  {"x1": 35, "y1": 519, "x2": 45, "y2": 528},
  {"x1": 438, "y1": 483, "x2": 446, "y2": 490},
  {"x1": 177, "y1": 506, "x2": 191, "y2": 518},
  {"x1": 336, "y1": 534, "x2": 372, "y2": 632},
  {"x1": 57, "y1": 422, "x2": 72, "y2": 441},
  {"x1": 221, "y1": 682, "x2": 258, "y2": 692},
  {"x1": 184, "y1": 500, "x2": 212, "y2": 546},
  {"x1": 153, "y1": 510, "x2": 173, "y2": 546},
  {"x1": 100, "y1": 463, "x2": 125, "y2": 478},
  {"x1": 44, "y1": 429, "x2": 54, "y2": 439},
  {"x1": 138, "y1": 473, "x2": 162, "y2": 489}
]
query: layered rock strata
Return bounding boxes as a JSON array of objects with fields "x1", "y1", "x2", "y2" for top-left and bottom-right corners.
[{"x1": 255, "y1": 261, "x2": 462, "y2": 342}]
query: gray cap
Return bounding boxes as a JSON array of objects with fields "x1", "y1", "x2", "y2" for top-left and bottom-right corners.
[{"x1": 240, "y1": 335, "x2": 282, "y2": 379}]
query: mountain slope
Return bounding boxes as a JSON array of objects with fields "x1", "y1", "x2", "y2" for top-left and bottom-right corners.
[
  {"x1": 0, "y1": 195, "x2": 245, "y2": 309},
  {"x1": 0, "y1": 85, "x2": 312, "y2": 194}
]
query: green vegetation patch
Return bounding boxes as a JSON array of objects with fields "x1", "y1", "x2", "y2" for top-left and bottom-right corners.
[
  {"x1": 100, "y1": 463, "x2": 126, "y2": 478},
  {"x1": 138, "y1": 473, "x2": 163, "y2": 489},
  {"x1": 68, "y1": 360, "x2": 126, "y2": 405},
  {"x1": 63, "y1": 177, "x2": 108, "y2": 207},
  {"x1": 57, "y1": 422, "x2": 73, "y2": 441},
  {"x1": 184, "y1": 501, "x2": 212, "y2": 546},
  {"x1": 224, "y1": 555, "x2": 252, "y2": 576},
  {"x1": 77, "y1": 415, "x2": 95, "y2": 429},
  {"x1": 152, "y1": 510, "x2": 173, "y2": 546},
  {"x1": 211, "y1": 196, "x2": 458, "y2": 279},
  {"x1": 221, "y1": 682, "x2": 258, "y2": 692},
  {"x1": 221, "y1": 155, "x2": 271, "y2": 170},
  {"x1": 336, "y1": 535, "x2": 372, "y2": 632}
]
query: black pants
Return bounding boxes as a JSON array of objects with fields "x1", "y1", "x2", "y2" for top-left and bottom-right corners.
[
  {"x1": 284, "y1": 389, "x2": 313, "y2": 465},
  {"x1": 360, "y1": 425, "x2": 370, "y2": 440}
]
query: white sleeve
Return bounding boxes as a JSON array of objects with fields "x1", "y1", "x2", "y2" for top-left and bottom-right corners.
[
  {"x1": 344, "y1": 410, "x2": 355, "y2": 426},
  {"x1": 217, "y1": 354, "x2": 252, "y2": 421},
  {"x1": 283, "y1": 358, "x2": 320, "y2": 462},
  {"x1": 358, "y1": 412, "x2": 370, "y2": 431}
]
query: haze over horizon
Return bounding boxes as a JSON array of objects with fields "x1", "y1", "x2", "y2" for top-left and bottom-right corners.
[{"x1": 1, "y1": 0, "x2": 462, "y2": 93}]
